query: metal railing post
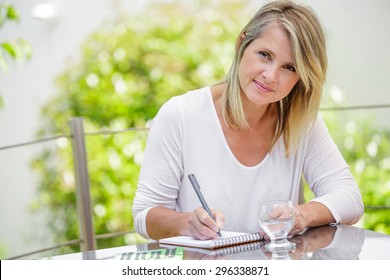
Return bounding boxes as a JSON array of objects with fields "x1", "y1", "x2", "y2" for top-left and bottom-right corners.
[{"x1": 70, "y1": 117, "x2": 96, "y2": 252}]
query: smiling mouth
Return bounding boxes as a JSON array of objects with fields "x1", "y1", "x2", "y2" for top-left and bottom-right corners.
[{"x1": 253, "y1": 80, "x2": 273, "y2": 93}]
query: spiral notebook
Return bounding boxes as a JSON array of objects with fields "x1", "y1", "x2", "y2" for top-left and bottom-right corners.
[
  {"x1": 161, "y1": 240, "x2": 264, "y2": 258},
  {"x1": 158, "y1": 231, "x2": 263, "y2": 249}
]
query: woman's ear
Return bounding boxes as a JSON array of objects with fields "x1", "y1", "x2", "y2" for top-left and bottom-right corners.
[{"x1": 236, "y1": 33, "x2": 246, "y2": 50}]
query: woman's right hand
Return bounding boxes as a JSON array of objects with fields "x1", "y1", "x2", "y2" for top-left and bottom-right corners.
[{"x1": 187, "y1": 207, "x2": 225, "y2": 240}]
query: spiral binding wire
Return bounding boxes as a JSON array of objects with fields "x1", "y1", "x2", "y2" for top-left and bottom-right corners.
[
  {"x1": 211, "y1": 232, "x2": 263, "y2": 248},
  {"x1": 214, "y1": 241, "x2": 263, "y2": 255}
]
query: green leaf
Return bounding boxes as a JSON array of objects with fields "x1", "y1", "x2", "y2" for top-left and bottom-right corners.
[
  {"x1": 1, "y1": 42, "x2": 18, "y2": 59},
  {"x1": 0, "y1": 4, "x2": 19, "y2": 28},
  {"x1": 17, "y1": 39, "x2": 32, "y2": 60},
  {"x1": 6, "y1": 5, "x2": 20, "y2": 21},
  {"x1": 0, "y1": 40, "x2": 32, "y2": 62}
]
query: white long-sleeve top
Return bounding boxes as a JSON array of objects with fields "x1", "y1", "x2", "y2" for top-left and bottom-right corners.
[{"x1": 132, "y1": 86, "x2": 364, "y2": 239}]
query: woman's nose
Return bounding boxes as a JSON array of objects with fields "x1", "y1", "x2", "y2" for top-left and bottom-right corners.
[{"x1": 262, "y1": 64, "x2": 278, "y2": 83}]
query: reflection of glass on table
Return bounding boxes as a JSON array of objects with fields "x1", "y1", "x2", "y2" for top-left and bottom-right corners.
[
  {"x1": 270, "y1": 249, "x2": 291, "y2": 260},
  {"x1": 261, "y1": 224, "x2": 367, "y2": 260}
]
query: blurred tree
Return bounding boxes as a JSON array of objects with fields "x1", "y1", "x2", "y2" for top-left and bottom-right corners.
[
  {"x1": 322, "y1": 108, "x2": 390, "y2": 233},
  {"x1": 305, "y1": 92, "x2": 390, "y2": 234},
  {"x1": 0, "y1": 3, "x2": 32, "y2": 107}
]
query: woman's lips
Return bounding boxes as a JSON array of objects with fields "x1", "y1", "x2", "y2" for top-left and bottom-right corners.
[{"x1": 254, "y1": 80, "x2": 273, "y2": 93}]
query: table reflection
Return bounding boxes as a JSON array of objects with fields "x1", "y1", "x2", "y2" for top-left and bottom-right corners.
[
  {"x1": 261, "y1": 224, "x2": 365, "y2": 260},
  {"x1": 148, "y1": 224, "x2": 366, "y2": 260},
  {"x1": 46, "y1": 225, "x2": 390, "y2": 260}
]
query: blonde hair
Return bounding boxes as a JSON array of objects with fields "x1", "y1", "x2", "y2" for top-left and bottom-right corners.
[{"x1": 222, "y1": 0, "x2": 327, "y2": 156}]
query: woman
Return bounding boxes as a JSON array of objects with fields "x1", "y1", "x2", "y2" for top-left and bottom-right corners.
[{"x1": 132, "y1": 0, "x2": 364, "y2": 241}]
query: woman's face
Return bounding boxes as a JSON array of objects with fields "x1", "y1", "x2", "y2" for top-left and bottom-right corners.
[{"x1": 238, "y1": 24, "x2": 300, "y2": 106}]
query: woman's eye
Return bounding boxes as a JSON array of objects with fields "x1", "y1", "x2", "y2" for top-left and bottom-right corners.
[
  {"x1": 258, "y1": 51, "x2": 269, "y2": 59},
  {"x1": 285, "y1": 65, "x2": 296, "y2": 72}
]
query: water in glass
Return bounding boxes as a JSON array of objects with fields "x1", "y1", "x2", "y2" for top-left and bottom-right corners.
[{"x1": 258, "y1": 200, "x2": 296, "y2": 251}]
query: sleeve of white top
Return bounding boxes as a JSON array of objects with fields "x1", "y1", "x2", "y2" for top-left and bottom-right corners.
[
  {"x1": 132, "y1": 97, "x2": 184, "y2": 239},
  {"x1": 303, "y1": 114, "x2": 364, "y2": 224}
]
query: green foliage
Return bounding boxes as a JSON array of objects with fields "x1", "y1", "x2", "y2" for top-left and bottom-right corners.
[
  {"x1": 31, "y1": 0, "x2": 248, "y2": 252},
  {"x1": 322, "y1": 107, "x2": 390, "y2": 234},
  {"x1": 303, "y1": 94, "x2": 390, "y2": 234},
  {"x1": 0, "y1": 3, "x2": 32, "y2": 70},
  {"x1": 0, "y1": 40, "x2": 32, "y2": 67},
  {"x1": 0, "y1": 3, "x2": 19, "y2": 27},
  {"x1": 0, "y1": 3, "x2": 32, "y2": 107}
]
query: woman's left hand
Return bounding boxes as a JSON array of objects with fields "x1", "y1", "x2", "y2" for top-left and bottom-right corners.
[
  {"x1": 290, "y1": 205, "x2": 308, "y2": 236},
  {"x1": 289, "y1": 202, "x2": 335, "y2": 236}
]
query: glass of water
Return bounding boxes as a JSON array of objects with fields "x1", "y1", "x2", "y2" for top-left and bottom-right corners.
[{"x1": 258, "y1": 200, "x2": 296, "y2": 251}]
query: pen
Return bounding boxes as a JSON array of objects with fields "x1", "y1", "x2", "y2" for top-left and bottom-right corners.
[{"x1": 188, "y1": 174, "x2": 222, "y2": 237}]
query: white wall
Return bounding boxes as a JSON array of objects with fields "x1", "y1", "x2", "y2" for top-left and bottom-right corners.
[
  {"x1": 308, "y1": 0, "x2": 390, "y2": 109},
  {"x1": 0, "y1": 0, "x2": 389, "y2": 258}
]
